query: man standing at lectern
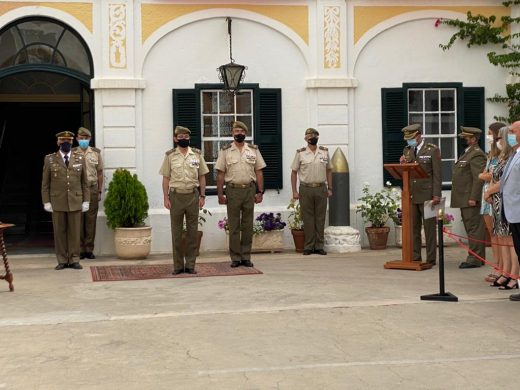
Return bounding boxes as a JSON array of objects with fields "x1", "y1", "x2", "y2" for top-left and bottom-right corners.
[{"x1": 399, "y1": 124, "x2": 442, "y2": 266}]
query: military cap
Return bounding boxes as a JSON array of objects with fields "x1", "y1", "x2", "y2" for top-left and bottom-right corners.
[
  {"x1": 402, "y1": 124, "x2": 422, "y2": 140},
  {"x1": 305, "y1": 128, "x2": 319, "y2": 136},
  {"x1": 56, "y1": 131, "x2": 74, "y2": 139},
  {"x1": 77, "y1": 127, "x2": 91, "y2": 137},
  {"x1": 174, "y1": 126, "x2": 191, "y2": 136},
  {"x1": 459, "y1": 126, "x2": 482, "y2": 138},
  {"x1": 232, "y1": 120, "x2": 248, "y2": 133}
]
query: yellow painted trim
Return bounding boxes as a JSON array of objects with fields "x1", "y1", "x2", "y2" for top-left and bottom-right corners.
[
  {"x1": 0, "y1": 2, "x2": 92, "y2": 32},
  {"x1": 141, "y1": 3, "x2": 308, "y2": 44},
  {"x1": 354, "y1": 6, "x2": 510, "y2": 44}
]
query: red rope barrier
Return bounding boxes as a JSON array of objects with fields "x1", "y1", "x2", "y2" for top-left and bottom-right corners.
[{"x1": 443, "y1": 228, "x2": 514, "y2": 247}]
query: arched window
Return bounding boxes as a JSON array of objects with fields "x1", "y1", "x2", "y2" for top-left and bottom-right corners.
[{"x1": 0, "y1": 17, "x2": 93, "y2": 82}]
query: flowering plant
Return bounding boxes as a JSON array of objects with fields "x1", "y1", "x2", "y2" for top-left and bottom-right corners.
[
  {"x1": 218, "y1": 212, "x2": 286, "y2": 235},
  {"x1": 395, "y1": 208, "x2": 403, "y2": 226},
  {"x1": 217, "y1": 216, "x2": 229, "y2": 233},
  {"x1": 442, "y1": 213, "x2": 455, "y2": 225},
  {"x1": 356, "y1": 182, "x2": 401, "y2": 228},
  {"x1": 287, "y1": 199, "x2": 304, "y2": 230}
]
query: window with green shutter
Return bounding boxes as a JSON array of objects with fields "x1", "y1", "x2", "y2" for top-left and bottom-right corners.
[
  {"x1": 382, "y1": 84, "x2": 484, "y2": 188},
  {"x1": 172, "y1": 84, "x2": 282, "y2": 194}
]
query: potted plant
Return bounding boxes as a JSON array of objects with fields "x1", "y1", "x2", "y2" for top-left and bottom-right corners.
[
  {"x1": 181, "y1": 207, "x2": 212, "y2": 257},
  {"x1": 104, "y1": 168, "x2": 151, "y2": 259},
  {"x1": 287, "y1": 199, "x2": 304, "y2": 252},
  {"x1": 356, "y1": 182, "x2": 400, "y2": 249},
  {"x1": 218, "y1": 212, "x2": 286, "y2": 252}
]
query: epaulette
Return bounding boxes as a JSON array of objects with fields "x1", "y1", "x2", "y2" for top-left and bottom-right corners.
[
  {"x1": 247, "y1": 143, "x2": 258, "y2": 149},
  {"x1": 191, "y1": 147, "x2": 201, "y2": 154},
  {"x1": 319, "y1": 146, "x2": 328, "y2": 151},
  {"x1": 91, "y1": 147, "x2": 101, "y2": 153},
  {"x1": 297, "y1": 147, "x2": 306, "y2": 152},
  {"x1": 165, "y1": 148, "x2": 175, "y2": 156},
  {"x1": 426, "y1": 143, "x2": 438, "y2": 149},
  {"x1": 221, "y1": 143, "x2": 232, "y2": 150}
]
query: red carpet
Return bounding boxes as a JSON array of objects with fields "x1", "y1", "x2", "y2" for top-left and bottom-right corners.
[{"x1": 90, "y1": 262, "x2": 262, "y2": 282}]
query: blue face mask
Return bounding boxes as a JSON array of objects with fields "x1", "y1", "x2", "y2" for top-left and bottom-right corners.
[
  {"x1": 508, "y1": 134, "x2": 518, "y2": 147},
  {"x1": 407, "y1": 139, "x2": 417, "y2": 147},
  {"x1": 78, "y1": 139, "x2": 90, "y2": 149}
]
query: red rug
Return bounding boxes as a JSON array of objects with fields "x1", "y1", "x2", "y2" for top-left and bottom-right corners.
[{"x1": 90, "y1": 262, "x2": 263, "y2": 282}]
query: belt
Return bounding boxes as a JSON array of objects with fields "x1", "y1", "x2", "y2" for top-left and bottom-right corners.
[
  {"x1": 170, "y1": 188, "x2": 197, "y2": 194},
  {"x1": 227, "y1": 182, "x2": 254, "y2": 189},
  {"x1": 300, "y1": 182, "x2": 325, "y2": 188}
]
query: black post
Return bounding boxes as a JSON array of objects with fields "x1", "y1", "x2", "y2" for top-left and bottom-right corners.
[{"x1": 420, "y1": 212, "x2": 458, "y2": 302}]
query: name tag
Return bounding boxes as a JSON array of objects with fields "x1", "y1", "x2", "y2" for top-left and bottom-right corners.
[
  {"x1": 72, "y1": 164, "x2": 82, "y2": 169},
  {"x1": 188, "y1": 158, "x2": 200, "y2": 168},
  {"x1": 419, "y1": 155, "x2": 431, "y2": 161},
  {"x1": 245, "y1": 153, "x2": 256, "y2": 164},
  {"x1": 319, "y1": 156, "x2": 329, "y2": 164}
]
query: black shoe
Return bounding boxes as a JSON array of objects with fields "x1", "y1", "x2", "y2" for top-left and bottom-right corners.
[
  {"x1": 70, "y1": 262, "x2": 83, "y2": 270},
  {"x1": 79, "y1": 252, "x2": 86, "y2": 259},
  {"x1": 459, "y1": 262, "x2": 480, "y2": 269},
  {"x1": 231, "y1": 261, "x2": 241, "y2": 268},
  {"x1": 55, "y1": 264, "x2": 67, "y2": 270},
  {"x1": 314, "y1": 249, "x2": 327, "y2": 255},
  {"x1": 185, "y1": 268, "x2": 197, "y2": 274},
  {"x1": 172, "y1": 269, "x2": 184, "y2": 275},
  {"x1": 241, "y1": 260, "x2": 254, "y2": 267},
  {"x1": 85, "y1": 252, "x2": 96, "y2": 259},
  {"x1": 303, "y1": 250, "x2": 312, "y2": 255},
  {"x1": 509, "y1": 293, "x2": 520, "y2": 301}
]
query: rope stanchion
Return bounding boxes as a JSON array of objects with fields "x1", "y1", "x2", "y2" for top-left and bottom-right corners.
[
  {"x1": 443, "y1": 228, "x2": 520, "y2": 280},
  {"x1": 421, "y1": 212, "x2": 458, "y2": 302}
]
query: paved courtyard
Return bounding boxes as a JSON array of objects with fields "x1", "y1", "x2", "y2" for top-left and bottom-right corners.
[{"x1": 1, "y1": 246, "x2": 519, "y2": 389}]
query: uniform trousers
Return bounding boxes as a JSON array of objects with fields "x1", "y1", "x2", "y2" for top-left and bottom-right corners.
[
  {"x1": 412, "y1": 203, "x2": 437, "y2": 263},
  {"x1": 52, "y1": 210, "x2": 81, "y2": 264},
  {"x1": 299, "y1": 184, "x2": 327, "y2": 251},
  {"x1": 225, "y1": 185, "x2": 256, "y2": 261},
  {"x1": 169, "y1": 190, "x2": 199, "y2": 272},
  {"x1": 80, "y1": 184, "x2": 99, "y2": 253},
  {"x1": 461, "y1": 206, "x2": 486, "y2": 265}
]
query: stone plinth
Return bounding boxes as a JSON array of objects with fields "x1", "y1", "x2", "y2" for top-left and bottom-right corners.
[{"x1": 324, "y1": 226, "x2": 361, "y2": 253}]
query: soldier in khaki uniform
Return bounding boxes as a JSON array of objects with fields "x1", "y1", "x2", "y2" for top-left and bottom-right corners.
[
  {"x1": 290, "y1": 128, "x2": 332, "y2": 255},
  {"x1": 73, "y1": 127, "x2": 103, "y2": 260},
  {"x1": 399, "y1": 124, "x2": 442, "y2": 265},
  {"x1": 41, "y1": 131, "x2": 90, "y2": 270},
  {"x1": 216, "y1": 121, "x2": 266, "y2": 267},
  {"x1": 160, "y1": 126, "x2": 209, "y2": 274},
  {"x1": 451, "y1": 126, "x2": 487, "y2": 268}
]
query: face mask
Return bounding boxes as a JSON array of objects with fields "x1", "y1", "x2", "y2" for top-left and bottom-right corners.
[
  {"x1": 177, "y1": 139, "x2": 190, "y2": 148},
  {"x1": 508, "y1": 134, "x2": 518, "y2": 147},
  {"x1": 307, "y1": 137, "x2": 318, "y2": 146},
  {"x1": 486, "y1": 135, "x2": 494, "y2": 144},
  {"x1": 407, "y1": 139, "x2": 417, "y2": 147},
  {"x1": 59, "y1": 142, "x2": 71, "y2": 153},
  {"x1": 78, "y1": 139, "x2": 90, "y2": 149},
  {"x1": 234, "y1": 134, "x2": 246, "y2": 143},
  {"x1": 496, "y1": 141, "x2": 504, "y2": 151}
]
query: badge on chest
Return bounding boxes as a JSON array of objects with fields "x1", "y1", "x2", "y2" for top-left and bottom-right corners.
[
  {"x1": 245, "y1": 152, "x2": 257, "y2": 164},
  {"x1": 188, "y1": 158, "x2": 200, "y2": 168}
]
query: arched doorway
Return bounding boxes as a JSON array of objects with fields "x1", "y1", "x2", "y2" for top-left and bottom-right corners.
[{"x1": 0, "y1": 17, "x2": 94, "y2": 252}]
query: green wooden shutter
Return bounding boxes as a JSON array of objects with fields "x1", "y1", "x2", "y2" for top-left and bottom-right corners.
[
  {"x1": 172, "y1": 89, "x2": 201, "y2": 149},
  {"x1": 461, "y1": 87, "x2": 485, "y2": 151},
  {"x1": 255, "y1": 88, "x2": 282, "y2": 189},
  {"x1": 382, "y1": 88, "x2": 406, "y2": 186}
]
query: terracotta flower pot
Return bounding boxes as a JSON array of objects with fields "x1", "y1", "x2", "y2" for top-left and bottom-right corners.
[
  {"x1": 291, "y1": 229, "x2": 305, "y2": 253},
  {"x1": 365, "y1": 226, "x2": 390, "y2": 250}
]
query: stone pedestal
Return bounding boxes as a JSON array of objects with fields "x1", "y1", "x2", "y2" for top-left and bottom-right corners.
[{"x1": 324, "y1": 226, "x2": 361, "y2": 253}]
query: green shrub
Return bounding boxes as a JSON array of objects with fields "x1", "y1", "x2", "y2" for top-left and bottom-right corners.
[{"x1": 104, "y1": 168, "x2": 149, "y2": 229}]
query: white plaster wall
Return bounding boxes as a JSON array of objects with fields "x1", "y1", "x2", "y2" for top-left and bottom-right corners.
[
  {"x1": 141, "y1": 17, "x2": 309, "y2": 252},
  {"x1": 353, "y1": 18, "x2": 508, "y2": 244}
]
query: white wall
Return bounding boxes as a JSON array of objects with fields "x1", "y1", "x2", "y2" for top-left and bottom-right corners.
[{"x1": 141, "y1": 17, "x2": 309, "y2": 252}]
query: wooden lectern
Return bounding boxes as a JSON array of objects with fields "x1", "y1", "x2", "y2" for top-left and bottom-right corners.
[
  {"x1": 383, "y1": 163, "x2": 432, "y2": 271},
  {"x1": 0, "y1": 223, "x2": 14, "y2": 291}
]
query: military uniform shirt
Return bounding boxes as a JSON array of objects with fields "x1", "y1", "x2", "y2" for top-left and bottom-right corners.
[
  {"x1": 159, "y1": 147, "x2": 209, "y2": 190},
  {"x1": 290, "y1": 146, "x2": 332, "y2": 183},
  {"x1": 73, "y1": 146, "x2": 103, "y2": 184},
  {"x1": 215, "y1": 143, "x2": 266, "y2": 184},
  {"x1": 402, "y1": 142, "x2": 442, "y2": 204}
]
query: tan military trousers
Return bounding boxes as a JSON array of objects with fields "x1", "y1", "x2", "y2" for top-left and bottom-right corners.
[
  {"x1": 169, "y1": 190, "x2": 199, "y2": 272},
  {"x1": 412, "y1": 203, "x2": 437, "y2": 263},
  {"x1": 461, "y1": 206, "x2": 486, "y2": 265},
  {"x1": 225, "y1": 185, "x2": 256, "y2": 261},
  {"x1": 299, "y1": 184, "x2": 328, "y2": 251},
  {"x1": 80, "y1": 184, "x2": 99, "y2": 253},
  {"x1": 52, "y1": 210, "x2": 81, "y2": 264}
]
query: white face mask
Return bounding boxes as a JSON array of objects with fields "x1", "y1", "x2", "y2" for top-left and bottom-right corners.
[
  {"x1": 496, "y1": 141, "x2": 504, "y2": 151},
  {"x1": 486, "y1": 135, "x2": 494, "y2": 144}
]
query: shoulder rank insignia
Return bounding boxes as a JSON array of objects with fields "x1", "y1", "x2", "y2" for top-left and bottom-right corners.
[
  {"x1": 191, "y1": 147, "x2": 201, "y2": 154},
  {"x1": 247, "y1": 143, "x2": 258, "y2": 149},
  {"x1": 319, "y1": 146, "x2": 328, "y2": 151},
  {"x1": 297, "y1": 147, "x2": 306, "y2": 152},
  {"x1": 91, "y1": 147, "x2": 101, "y2": 153},
  {"x1": 221, "y1": 143, "x2": 232, "y2": 150},
  {"x1": 165, "y1": 148, "x2": 175, "y2": 156}
]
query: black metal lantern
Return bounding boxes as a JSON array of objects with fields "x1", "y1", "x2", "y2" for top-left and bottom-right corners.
[{"x1": 217, "y1": 18, "x2": 246, "y2": 93}]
